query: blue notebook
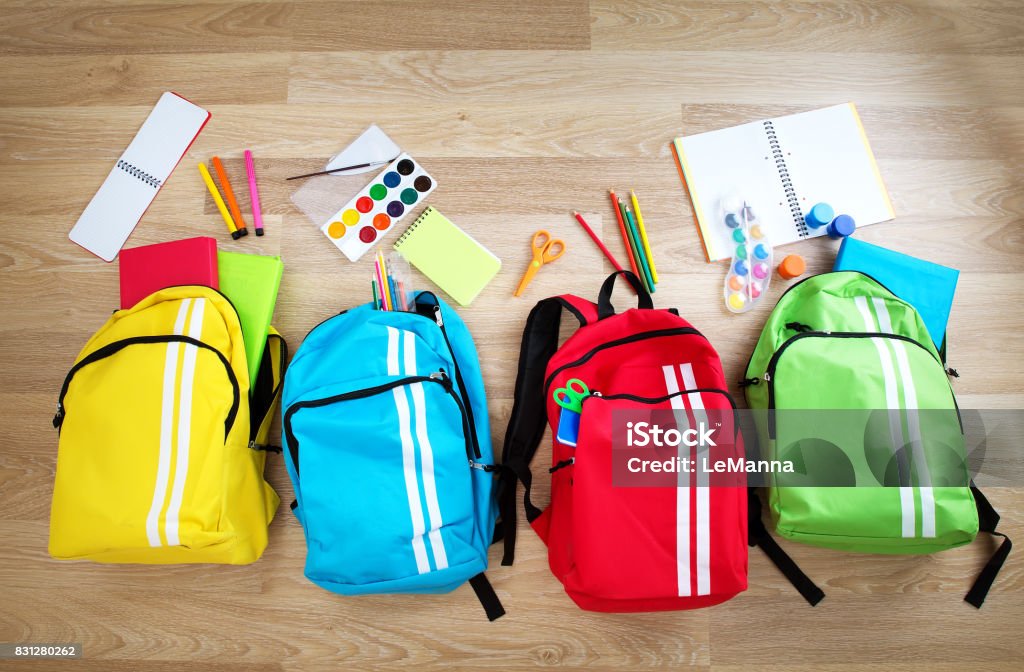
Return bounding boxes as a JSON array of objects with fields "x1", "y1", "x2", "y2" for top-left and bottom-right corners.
[{"x1": 834, "y1": 237, "x2": 958, "y2": 348}]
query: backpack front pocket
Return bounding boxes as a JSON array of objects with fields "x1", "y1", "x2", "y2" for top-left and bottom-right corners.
[
  {"x1": 283, "y1": 372, "x2": 481, "y2": 591},
  {"x1": 765, "y1": 331, "x2": 975, "y2": 549},
  {"x1": 562, "y1": 389, "x2": 746, "y2": 605},
  {"x1": 50, "y1": 336, "x2": 240, "y2": 557}
]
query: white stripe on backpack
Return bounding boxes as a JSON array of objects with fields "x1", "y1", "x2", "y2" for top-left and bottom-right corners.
[
  {"x1": 679, "y1": 364, "x2": 711, "y2": 598},
  {"x1": 165, "y1": 297, "x2": 205, "y2": 546},
  {"x1": 872, "y1": 297, "x2": 935, "y2": 538},
  {"x1": 663, "y1": 363, "x2": 712, "y2": 598},
  {"x1": 388, "y1": 326, "x2": 430, "y2": 574},
  {"x1": 146, "y1": 299, "x2": 191, "y2": 547},
  {"x1": 403, "y1": 329, "x2": 449, "y2": 571},
  {"x1": 854, "y1": 296, "x2": 916, "y2": 538},
  {"x1": 663, "y1": 365, "x2": 691, "y2": 597}
]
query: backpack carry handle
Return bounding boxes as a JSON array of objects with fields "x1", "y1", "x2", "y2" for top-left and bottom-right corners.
[{"x1": 597, "y1": 270, "x2": 653, "y2": 320}]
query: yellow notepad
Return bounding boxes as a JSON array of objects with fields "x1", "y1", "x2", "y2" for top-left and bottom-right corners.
[{"x1": 393, "y1": 207, "x2": 501, "y2": 306}]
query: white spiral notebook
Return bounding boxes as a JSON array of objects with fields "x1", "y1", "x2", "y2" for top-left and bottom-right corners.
[
  {"x1": 69, "y1": 92, "x2": 210, "y2": 262},
  {"x1": 672, "y1": 103, "x2": 895, "y2": 262}
]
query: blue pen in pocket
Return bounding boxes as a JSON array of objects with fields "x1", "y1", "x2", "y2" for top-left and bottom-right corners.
[{"x1": 553, "y1": 378, "x2": 589, "y2": 447}]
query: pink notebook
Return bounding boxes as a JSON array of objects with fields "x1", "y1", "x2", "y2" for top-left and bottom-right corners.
[{"x1": 119, "y1": 236, "x2": 219, "y2": 309}]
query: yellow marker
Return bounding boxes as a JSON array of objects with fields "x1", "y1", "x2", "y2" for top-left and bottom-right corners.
[
  {"x1": 378, "y1": 252, "x2": 393, "y2": 310},
  {"x1": 199, "y1": 163, "x2": 240, "y2": 239},
  {"x1": 630, "y1": 190, "x2": 658, "y2": 284}
]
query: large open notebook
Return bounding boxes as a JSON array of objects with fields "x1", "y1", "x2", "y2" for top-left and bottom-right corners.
[{"x1": 672, "y1": 103, "x2": 894, "y2": 262}]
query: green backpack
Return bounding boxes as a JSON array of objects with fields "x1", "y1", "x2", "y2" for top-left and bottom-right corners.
[{"x1": 743, "y1": 271, "x2": 1010, "y2": 607}]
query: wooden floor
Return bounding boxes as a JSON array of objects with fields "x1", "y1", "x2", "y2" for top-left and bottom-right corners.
[{"x1": 2, "y1": 1, "x2": 1023, "y2": 670}]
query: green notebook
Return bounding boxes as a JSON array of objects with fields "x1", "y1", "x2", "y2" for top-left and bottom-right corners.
[
  {"x1": 217, "y1": 251, "x2": 283, "y2": 386},
  {"x1": 393, "y1": 207, "x2": 501, "y2": 306}
]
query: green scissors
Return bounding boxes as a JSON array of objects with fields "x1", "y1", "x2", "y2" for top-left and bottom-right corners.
[{"x1": 553, "y1": 378, "x2": 590, "y2": 413}]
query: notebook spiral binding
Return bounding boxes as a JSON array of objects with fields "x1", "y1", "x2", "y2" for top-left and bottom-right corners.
[
  {"x1": 763, "y1": 121, "x2": 807, "y2": 237},
  {"x1": 395, "y1": 206, "x2": 434, "y2": 248},
  {"x1": 116, "y1": 159, "x2": 162, "y2": 189}
]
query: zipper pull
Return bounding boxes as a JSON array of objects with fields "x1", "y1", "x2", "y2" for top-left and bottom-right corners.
[
  {"x1": 763, "y1": 372, "x2": 771, "y2": 382},
  {"x1": 52, "y1": 402, "x2": 64, "y2": 429},
  {"x1": 946, "y1": 367, "x2": 960, "y2": 378},
  {"x1": 738, "y1": 377, "x2": 760, "y2": 388},
  {"x1": 430, "y1": 369, "x2": 453, "y2": 390},
  {"x1": 469, "y1": 460, "x2": 498, "y2": 472},
  {"x1": 432, "y1": 305, "x2": 444, "y2": 327}
]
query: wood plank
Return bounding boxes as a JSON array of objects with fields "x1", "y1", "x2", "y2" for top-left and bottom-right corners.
[
  {"x1": 0, "y1": 54, "x2": 291, "y2": 107},
  {"x1": 289, "y1": 51, "x2": 1024, "y2": 107},
  {"x1": 591, "y1": 0, "x2": 1024, "y2": 54},
  {"x1": 0, "y1": 1, "x2": 589, "y2": 55}
]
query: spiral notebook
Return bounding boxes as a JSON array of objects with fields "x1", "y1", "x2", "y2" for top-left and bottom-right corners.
[
  {"x1": 69, "y1": 92, "x2": 211, "y2": 262},
  {"x1": 671, "y1": 103, "x2": 894, "y2": 262},
  {"x1": 393, "y1": 207, "x2": 500, "y2": 306}
]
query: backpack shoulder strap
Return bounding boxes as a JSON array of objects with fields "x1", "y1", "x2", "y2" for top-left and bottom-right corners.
[
  {"x1": 748, "y1": 488, "x2": 826, "y2": 606},
  {"x1": 250, "y1": 327, "x2": 288, "y2": 450},
  {"x1": 497, "y1": 293, "x2": 596, "y2": 565},
  {"x1": 965, "y1": 484, "x2": 1012, "y2": 608}
]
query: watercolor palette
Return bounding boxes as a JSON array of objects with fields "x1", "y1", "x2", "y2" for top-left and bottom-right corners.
[
  {"x1": 320, "y1": 153, "x2": 436, "y2": 261},
  {"x1": 721, "y1": 195, "x2": 772, "y2": 314}
]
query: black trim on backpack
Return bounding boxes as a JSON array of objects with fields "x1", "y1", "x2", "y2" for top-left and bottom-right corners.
[
  {"x1": 55, "y1": 335, "x2": 240, "y2": 442},
  {"x1": 250, "y1": 332, "x2": 288, "y2": 441},
  {"x1": 597, "y1": 270, "x2": 653, "y2": 320},
  {"x1": 469, "y1": 572, "x2": 505, "y2": 621},
  {"x1": 965, "y1": 485, "x2": 1012, "y2": 608},
  {"x1": 497, "y1": 294, "x2": 595, "y2": 565},
  {"x1": 748, "y1": 488, "x2": 826, "y2": 606}
]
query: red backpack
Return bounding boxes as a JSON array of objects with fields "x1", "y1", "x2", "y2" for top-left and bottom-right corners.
[{"x1": 499, "y1": 272, "x2": 750, "y2": 611}]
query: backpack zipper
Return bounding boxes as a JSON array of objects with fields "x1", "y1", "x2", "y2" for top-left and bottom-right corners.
[
  {"x1": 282, "y1": 370, "x2": 478, "y2": 479},
  {"x1": 583, "y1": 387, "x2": 737, "y2": 409},
  {"x1": 543, "y1": 327, "x2": 705, "y2": 395},
  {"x1": 54, "y1": 335, "x2": 240, "y2": 442},
  {"x1": 292, "y1": 294, "x2": 481, "y2": 457},
  {"x1": 431, "y1": 304, "x2": 480, "y2": 459},
  {"x1": 764, "y1": 330, "x2": 950, "y2": 439},
  {"x1": 740, "y1": 270, "x2": 916, "y2": 378}
]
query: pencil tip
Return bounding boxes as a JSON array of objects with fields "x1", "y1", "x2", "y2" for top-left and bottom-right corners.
[{"x1": 572, "y1": 210, "x2": 579, "y2": 216}]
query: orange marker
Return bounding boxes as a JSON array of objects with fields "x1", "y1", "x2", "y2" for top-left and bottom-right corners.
[{"x1": 211, "y1": 156, "x2": 248, "y2": 237}]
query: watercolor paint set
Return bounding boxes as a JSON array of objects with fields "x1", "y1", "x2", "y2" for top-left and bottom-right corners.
[{"x1": 319, "y1": 153, "x2": 436, "y2": 261}]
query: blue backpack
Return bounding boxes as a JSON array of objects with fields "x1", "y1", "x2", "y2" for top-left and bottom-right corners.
[{"x1": 281, "y1": 292, "x2": 504, "y2": 620}]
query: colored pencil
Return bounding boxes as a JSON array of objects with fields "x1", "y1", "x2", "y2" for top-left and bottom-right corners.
[
  {"x1": 244, "y1": 150, "x2": 264, "y2": 236},
  {"x1": 198, "y1": 162, "x2": 240, "y2": 239},
  {"x1": 630, "y1": 190, "x2": 658, "y2": 284},
  {"x1": 378, "y1": 252, "x2": 393, "y2": 311},
  {"x1": 211, "y1": 156, "x2": 248, "y2": 236},
  {"x1": 388, "y1": 275, "x2": 400, "y2": 313},
  {"x1": 374, "y1": 255, "x2": 388, "y2": 310},
  {"x1": 396, "y1": 280, "x2": 408, "y2": 311},
  {"x1": 625, "y1": 206, "x2": 655, "y2": 293},
  {"x1": 372, "y1": 279, "x2": 380, "y2": 310},
  {"x1": 572, "y1": 211, "x2": 623, "y2": 272},
  {"x1": 619, "y1": 199, "x2": 649, "y2": 291},
  {"x1": 609, "y1": 190, "x2": 640, "y2": 279}
]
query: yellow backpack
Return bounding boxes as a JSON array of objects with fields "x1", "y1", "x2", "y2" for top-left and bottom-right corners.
[{"x1": 50, "y1": 286, "x2": 285, "y2": 564}]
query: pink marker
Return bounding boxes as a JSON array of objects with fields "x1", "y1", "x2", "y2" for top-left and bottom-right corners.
[{"x1": 244, "y1": 150, "x2": 264, "y2": 236}]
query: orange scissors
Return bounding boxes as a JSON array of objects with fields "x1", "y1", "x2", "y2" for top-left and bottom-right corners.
[{"x1": 514, "y1": 230, "x2": 567, "y2": 297}]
